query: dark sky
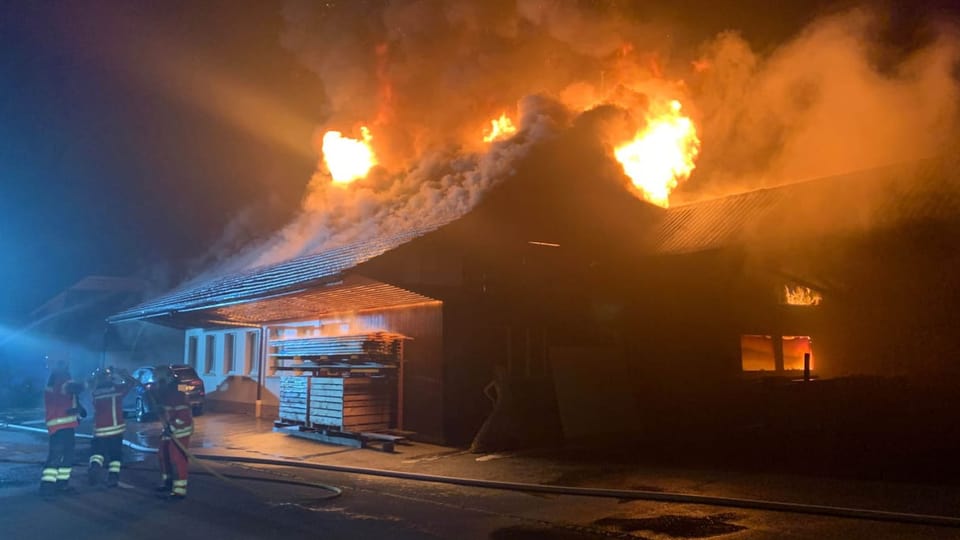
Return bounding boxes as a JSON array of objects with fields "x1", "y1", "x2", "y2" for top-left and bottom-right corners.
[
  {"x1": 0, "y1": 0, "x2": 324, "y2": 323},
  {"x1": 0, "y1": 0, "x2": 955, "y2": 325}
]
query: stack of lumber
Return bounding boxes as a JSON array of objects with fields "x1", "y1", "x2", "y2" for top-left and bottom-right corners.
[
  {"x1": 272, "y1": 332, "x2": 404, "y2": 361},
  {"x1": 279, "y1": 376, "x2": 393, "y2": 432}
]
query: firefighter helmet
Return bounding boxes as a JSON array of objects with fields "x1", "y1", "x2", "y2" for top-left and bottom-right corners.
[
  {"x1": 91, "y1": 366, "x2": 115, "y2": 387},
  {"x1": 153, "y1": 365, "x2": 175, "y2": 387}
]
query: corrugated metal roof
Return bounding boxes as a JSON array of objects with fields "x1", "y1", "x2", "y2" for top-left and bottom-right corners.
[
  {"x1": 108, "y1": 225, "x2": 442, "y2": 324},
  {"x1": 651, "y1": 158, "x2": 960, "y2": 254}
]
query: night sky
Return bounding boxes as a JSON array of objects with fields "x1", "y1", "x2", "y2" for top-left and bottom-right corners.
[
  {"x1": 0, "y1": 0, "x2": 324, "y2": 323},
  {"x1": 1, "y1": 0, "x2": 956, "y2": 325}
]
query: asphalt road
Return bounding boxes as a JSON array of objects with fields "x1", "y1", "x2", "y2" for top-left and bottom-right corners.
[{"x1": 2, "y1": 428, "x2": 959, "y2": 539}]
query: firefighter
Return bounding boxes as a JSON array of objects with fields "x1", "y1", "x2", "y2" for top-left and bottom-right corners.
[
  {"x1": 87, "y1": 367, "x2": 136, "y2": 487},
  {"x1": 150, "y1": 366, "x2": 193, "y2": 500},
  {"x1": 40, "y1": 355, "x2": 85, "y2": 498}
]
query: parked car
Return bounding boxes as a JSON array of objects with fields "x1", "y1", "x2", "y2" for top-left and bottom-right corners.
[{"x1": 123, "y1": 364, "x2": 205, "y2": 421}]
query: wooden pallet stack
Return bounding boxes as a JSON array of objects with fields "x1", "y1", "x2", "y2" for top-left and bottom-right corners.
[
  {"x1": 275, "y1": 331, "x2": 402, "y2": 436},
  {"x1": 279, "y1": 376, "x2": 393, "y2": 432}
]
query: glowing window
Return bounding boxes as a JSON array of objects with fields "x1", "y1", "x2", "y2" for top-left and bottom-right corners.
[
  {"x1": 741, "y1": 335, "x2": 775, "y2": 371},
  {"x1": 783, "y1": 336, "x2": 814, "y2": 371}
]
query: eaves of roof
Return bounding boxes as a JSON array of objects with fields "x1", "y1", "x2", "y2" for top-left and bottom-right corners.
[{"x1": 108, "y1": 226, "x2": 441, "y2": 324}]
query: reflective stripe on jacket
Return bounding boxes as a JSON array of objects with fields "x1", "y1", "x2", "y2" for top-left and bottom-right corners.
[
  {"x1": 158, "y1": 388, "x2": 194, "y2": 440},
  {"x1": 92, "y1": 381, "x2": 132, "y2": 438},
  {"x1": 44, "y1": 373, "x2": 79, "y2": 434}
]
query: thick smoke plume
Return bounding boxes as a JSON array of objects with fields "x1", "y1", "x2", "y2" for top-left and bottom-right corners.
[
  {"x1": 206, "y1": 2, "x2": 960, "y2": 276},
  {"x1": 684, "y1": 8, "x2": 960, "y2": 201}
]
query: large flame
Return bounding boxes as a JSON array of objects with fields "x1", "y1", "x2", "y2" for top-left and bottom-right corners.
[
  {"x1": 482, "y1": 113, "x2": 517, "y2": 143},
  {"x1": 614, "y1": 100, "x2": 700, "y2": 207},
  {"x1": 784, "y1": 285, "x2": 823, "y2": 306},
  {"x1": 322, "y1": 127, "x2": 377, "y2": 184}
]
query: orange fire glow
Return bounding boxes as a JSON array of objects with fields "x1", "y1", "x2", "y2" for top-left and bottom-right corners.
[
  {"x1": 784, "y1": 285, "x2": 823, "y2": 306},
  {"x1": 614, "y1": 100, "x2": 700, "y2": 207},
  {"x1": 322, "y1": 127, "x2": 377, "y2": 184},
  {"x1": 482, "y1": 114, "x2": 517, "y2": 143}
]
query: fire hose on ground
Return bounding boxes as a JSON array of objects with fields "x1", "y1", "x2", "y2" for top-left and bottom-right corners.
[
  {"x1": 0, "y1": 420, "x2": 342, "y2": 501},
  {"x1": 141, "y1": 389, "x2": 341, "y2": 501},
  {"x1": 3, "y1": 420, "x2": 960, "y2": 529}
]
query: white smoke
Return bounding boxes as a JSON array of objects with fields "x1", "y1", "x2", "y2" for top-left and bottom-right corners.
[
  {"x1": 220, "y1": 94, "x2": 570, "y2": 271},
  {"x1": 684, "y1": 8, "x2": 960, "y2": 200}
]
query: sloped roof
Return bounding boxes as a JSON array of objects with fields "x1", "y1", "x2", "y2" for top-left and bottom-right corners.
[
  {"x1": 651, "y1": 158, "x2": 960, "y2": 254},
  {"x1": 108, "y1": 225, "x2": 442, "y2": 324},
  {"x1": 203, "y1": 276, "x2": 438, "y2": 326}
]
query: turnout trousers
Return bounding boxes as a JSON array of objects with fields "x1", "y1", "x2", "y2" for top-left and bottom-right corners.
[
  {"x1": 159, "y1": 435, "x2": 191, "y2": 496},
  {"x1": 90, "y1": 434, "x2": 124, "y2": 476},
  {"x1": 41, "y1": 428, "x2": 75, "y2": 489}
]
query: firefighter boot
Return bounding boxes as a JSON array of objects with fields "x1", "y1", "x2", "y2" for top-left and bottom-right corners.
[
  {"x1": 88, "y1": 462, "x2": 102, "y2": 486},
  {"x1": 56, "y1": 480, "x2": 76, "y2": 494},
  {"x1": 155, "y1": 477, "x2": 173, "y2": 493},
  {"x1": 106, "y1": 472, "x2": 119, "y2": 487},
  {"x1": 39, "y1": 481, "x2": 57, "y2": 499}
]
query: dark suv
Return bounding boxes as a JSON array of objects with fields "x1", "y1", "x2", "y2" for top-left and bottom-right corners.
[{"x1": 123, "y1": 364, "x2": 206, "y2": 421}]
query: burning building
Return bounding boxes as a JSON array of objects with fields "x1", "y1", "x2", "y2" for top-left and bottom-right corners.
[
  {"x1": 107, "y1": 113, "x2": 672, "y2": 444},
  {"x1": 108, "y1": 4, "x2": 960, "y2": 453},
  {"x1": 109, "y1": 144, "x2": 960, "y2": 448}
]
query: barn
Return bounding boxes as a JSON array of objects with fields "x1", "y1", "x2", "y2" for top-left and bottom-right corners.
[{"x1": 109, "y1": 153, "x2": 960, "y2": 451}]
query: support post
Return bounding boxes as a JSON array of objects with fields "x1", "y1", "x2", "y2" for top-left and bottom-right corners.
[
  {"x1": 397, "y1": 340, "x2": 405, "y2": 431},
  {"x1": 255, "y1": 325, "x2": 268, "y2": 418},
  {"x1": 803, "y1": 352, "x2": 811, "y2": 382},
  {"x1": 525, "y1": 328, "x2": 531, "y2": 377},
  {"x1": 773, "y1": 334, "x2": 785, "y2": 373}
]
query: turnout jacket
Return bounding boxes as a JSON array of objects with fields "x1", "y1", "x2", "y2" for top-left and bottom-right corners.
[
  {"x1": 45, "y1": 372, "x2": 81, "y2": 434},
  {"x1": 92, "y1": 379, "x2": 133, "y2": 438},
  {"x1": 156, "y1": 387, "x2": 193, "y2": 439}
]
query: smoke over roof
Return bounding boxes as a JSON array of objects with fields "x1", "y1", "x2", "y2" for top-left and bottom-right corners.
[
  {"x1": 193, "y1": 2, "x2": 960, "y2": 281},
  {"x1": 685, "y1": 7, "x2": 960, "y2": 201}
]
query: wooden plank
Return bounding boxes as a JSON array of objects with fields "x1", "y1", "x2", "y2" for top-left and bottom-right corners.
[
  {"x1": 311, "y1": 377, "x2": 344, "y2": 384},
  {"x1": 343, "y1": 406, "x2": 390, "y2": 416},
  {"x1": 311, "y1": 387, "x2": 347, "y2": 395},
  {"x1": 344, "y1": 422, "x2": 390, "y2": 431},
  {"x1": 282, "y1": 407, "x2": 308, "y2": 413},
  {"x1": 346, "y1": 394, "x2": 392, "y2": 400},
  {"x1": 342, "y1": 413, "x2": 392, "y2": 424},
  {"x1": 310, "y1": 402, "x2": 343, "y2": 411}
]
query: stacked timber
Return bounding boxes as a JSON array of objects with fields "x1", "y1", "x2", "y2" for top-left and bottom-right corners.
[
  {"x1": 278, "y1": 376, "x2": 393, "y2": 432},
  {"x1": 272, "y1": 332, "x2": 404, "y2": 362},
  {"x1": 279, "y1": 377, "x2": 309, "y2": 424}
]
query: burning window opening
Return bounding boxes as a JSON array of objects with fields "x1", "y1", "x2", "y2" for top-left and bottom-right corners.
[
  {"x1": 740, "y1": 335, "x2": 814, "y2": 373},
  {"x1": 741, "y1": 334, "x2": 775, "y2": 371},
  {"x1": 783, "y1": 285, "x2": 823, "y2": 306},
  {"x1": 782, "y1": 335, "x2": 814, "y2": 371},
  {"x1": 321, "y1": 126, "x2": 377, "y2": 184},
  {"x1": 528, "y1": 241, "x2": 560, "y2": 247},
  {"x1": 614, "y1": 100, "x2": 700, "y2": 208},
  {"x1": 482, "y1": 113, "x2": 517, "y2": 143}
]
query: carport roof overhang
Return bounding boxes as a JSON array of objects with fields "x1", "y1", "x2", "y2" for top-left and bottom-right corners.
[{"x1": 112, "y1": 275, "x2": 440, "y2": 329}]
